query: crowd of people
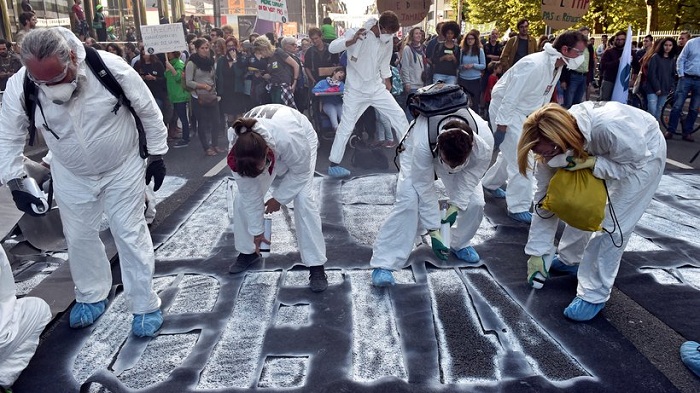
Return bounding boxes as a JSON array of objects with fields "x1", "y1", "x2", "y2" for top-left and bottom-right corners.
[{"x1": 0, "y1": 10, "x2": 699, "y2": 390}]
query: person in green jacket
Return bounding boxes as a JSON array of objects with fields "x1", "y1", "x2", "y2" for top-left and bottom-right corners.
[
  {"x1": 165, "y1": 51, "x2": 191, "y2": 148},
  {"x1": 321, "y1": 17, "x2": 337, "y2": 44}
]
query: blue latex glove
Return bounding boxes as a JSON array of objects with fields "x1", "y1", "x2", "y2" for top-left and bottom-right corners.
[
  {"x1": 429, "y1": 230, "x2": 449, "y2": 260},
  {"x1": 441, "y1": 204, "x2": 459, "y2": 226},
  {"x1": 564, "y1": 156, "x2": 596, "y2": 171},
  {"x1": 493, "y1": 129, "x2": 507, "y2": 150}
]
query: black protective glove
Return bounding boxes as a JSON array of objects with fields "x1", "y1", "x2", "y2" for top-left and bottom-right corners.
[
  {"x1": 7, "y1": 177, "x2": 48, "y2": 216},
  {"x1": 145, "y1": 156, "x2": 166, "y2": 192},
  {"x1": 493, "y1": 129, "x2": 506, "y2": 150}
]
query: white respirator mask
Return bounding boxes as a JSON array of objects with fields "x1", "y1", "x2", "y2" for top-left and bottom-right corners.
[
  {"x1": 440, "y1": 156, "x2": 469, "y2": 174},
  {"x1": 39, "y1": 80, "x2": 78, "y2": 105},
  {"x1": 563, "y1": 54, "x2": 585, "y2": 70}
]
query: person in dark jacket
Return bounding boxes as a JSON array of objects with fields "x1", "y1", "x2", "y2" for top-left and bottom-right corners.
[
  {"x1": 217, "y1": 37, "x2": 250, "y2": 126},
  {"x1": 598, "y1": 30, "x2": 626, "y2": 101},
  {"x1": 646, "y1": 37, "x2": 679, "y2": 120}
]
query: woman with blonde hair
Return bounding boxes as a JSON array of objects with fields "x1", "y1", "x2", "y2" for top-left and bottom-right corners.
[
  {"x1": 517, "y1": 102, "x2": 666, "y2": 321},
  {"x1": 253, "y1": 36, "x2": 300, "y2": 109}
]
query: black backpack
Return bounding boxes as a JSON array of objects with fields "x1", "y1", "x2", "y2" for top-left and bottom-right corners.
[
  {"x1": 24, "y1": 45, "x2": 149, "y2": 158},
  {"x1": 404, "y1": 82, "x2": 477, "y2": 157}
]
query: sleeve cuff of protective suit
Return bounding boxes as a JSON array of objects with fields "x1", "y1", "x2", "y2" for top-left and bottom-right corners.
[
  {"x1": 147, "y1": 155, "x2": 164, "y2": 164},
  {"x1": 591, "y1": 156, "x2": 620, "y2": 180},
  {"x1": 248, "y1": 223, "x2": 264, "y2": 237},
  {"x1": 271, "y1": 192, "x2": 291, "y2": 206}
]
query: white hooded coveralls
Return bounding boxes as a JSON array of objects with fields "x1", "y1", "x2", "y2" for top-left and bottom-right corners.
[
  {"x1": 228, "y1": 105, "x2": 327, "y2": 266},
  {"x1": 327, "y1": 18, "x2": 410, "y2": 164},
  {"x1": 482, "y1": 43, "x2": 564, "y2": 213},
  {"x1": 371, "y1": 109, "x2": 494, "y2": 270},
  {"x1": 0, "y1": 28, "x2": 168, "y2": 314},
  {"x1": 525, "y1": 102, "x2": 666, "y2": 304},
  {"x1": 0, "y1": 247, "x2": 51, "y2": 388}
]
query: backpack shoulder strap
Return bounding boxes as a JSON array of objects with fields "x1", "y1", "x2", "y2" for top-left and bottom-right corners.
[
  {"x1": 429, "y1": 108, "x2": 480, "y2": 157},
  {"x1": 23, "y1": 73, "x2": 38, "y2": 146},
  {"x1": 83, "y1": 45, "x2": 149, "y2": 158},
  {"x1": 83, "y1": 45, "x2": 126, "y2": 113}
]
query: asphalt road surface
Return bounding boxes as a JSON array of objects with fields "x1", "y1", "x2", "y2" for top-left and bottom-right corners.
[{"x1": 6, "y1": 103, "x2": 700, "y2": 393}]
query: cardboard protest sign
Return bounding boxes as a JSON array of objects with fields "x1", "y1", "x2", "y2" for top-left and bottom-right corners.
[
  {"x1": 141, "y1": 23, "x2": 187, "y2": 54},
  {"x1": 541, "y1": 0, "x2": 590, "y2": 30},
  {"x1": 256, "y1": 0, "x2": 288, "y2": 23},
  {"x1": 376, "y1": 0, "x2": 430, "y2": 26}
]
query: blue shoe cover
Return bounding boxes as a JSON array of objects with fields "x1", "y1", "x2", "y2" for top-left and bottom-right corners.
[
  {"x1": 132, "y1": 310, "x2": 163, "y2": 337},
  {"x1": 680, "y1": 341, "x2": 700, "y2": 377},
  {"x1": 451, "y1": 246, "x2": 480, "y2": 263},
  {"x1": 371, "y1": 268, "x2": 395, "y2": 287},
  {"x1": 69, "y1": 299, "x2": 108, "y2": 328},
  {"x1": 550, "y1": 255, "x2": 579, "y2": 276},
  {"x1": 508, "y1": 211, "x2": 532, "y2": 224},
  {"x1": 563, "y1": 297, "x2": 605, "y2": 321},
  {"x1": 328, "y1": 165, "x2": 351, "y2": 178},
  {"x1": 487, "y1": 187, "x2": 506, "y2": 199}
]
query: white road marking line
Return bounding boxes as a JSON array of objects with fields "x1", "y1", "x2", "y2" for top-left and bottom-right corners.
[
  {"x1": 666, "y1": 158, "x2": 693, "y2": 170},
  {"x1": 204, "y1": 158, "x2": 228, "y2": 177}
]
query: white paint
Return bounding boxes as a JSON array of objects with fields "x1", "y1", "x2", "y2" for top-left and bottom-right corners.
[
  {"x1": 167, "y1": 274, "x2": 220, "y2": 314},
  {"x1": 258, "y1": 356, "x2": 308, "y2": 388},
  {"x1": 198, "y1": 272, "x2": 281, "y2": 389},
  {"x1": 204, "y1": 158, "x2": 229, "y2": 178},
  {"x1": 156, "y1": 181, "x2": 229, "y2": 260},
  {"x1": 665, "y1": 158, "x2": 693, "y2": 170},
  {"x1": 120, "y1": 334, "x2": 198, "y2": 388},
  {"x1": 347, "y1": 270, "x2": 408, "y2": 382},
  {"x1": 640, "y1": 266, "x2": 700, "y2": 290},
  {"x1": 637, "y1": 200, "x2": 700, "y2": 246},
  {"x1": 275, "y1": 304, "x2": 310, "y2": 326}
]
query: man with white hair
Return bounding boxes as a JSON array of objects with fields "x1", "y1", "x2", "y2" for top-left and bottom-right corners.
[{"x1": 0, "y1": 28, "x2": 168, "y2": 337}]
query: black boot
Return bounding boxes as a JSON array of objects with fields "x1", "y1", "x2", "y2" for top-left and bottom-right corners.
[{"x1": 309, "y1": 265, "x2": 328, "y2": 292}]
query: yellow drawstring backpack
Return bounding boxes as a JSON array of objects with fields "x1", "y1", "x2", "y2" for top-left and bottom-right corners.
[{"x1": 538, "y1": 168, "x2": 607, "y2": 231}]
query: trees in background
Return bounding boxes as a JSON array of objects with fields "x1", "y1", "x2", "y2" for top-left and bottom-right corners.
[{"x1": 451, "y1": 0, "x2": 698, "y2": 34}]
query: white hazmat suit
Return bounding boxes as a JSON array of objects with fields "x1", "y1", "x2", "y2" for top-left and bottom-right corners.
[
  {"x1": 371, "y1": 108, "x2": 494, "y2": 270},
  {"x1": 526, "y1": 102, "x2": 666, "y2": 304},
  {"x1": 228, "y1": 105, "x2": 327, "y2": 267},
  {"x1": 327, "y1": 18, "x2": 410, "y2": 165},
  {"x1": 482, "y1": 43, "x2": 564, "y2": 213},
  {"x1": 0, "y1": 28, "x2": 168, "y2": 315},
  {"x1": 0, "y1": 247, "x2": 51, "y2": 388}
]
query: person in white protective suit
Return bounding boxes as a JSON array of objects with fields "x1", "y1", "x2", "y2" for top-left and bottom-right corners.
[
  {"x1": 326, "y1": 11, "x2": 410, "y2": 178},
  {"x1": 226, "y1": 104, "x2": 329, "y2": 292},
  {"x1": 0, "y1": 28, "x2": 168, "y2": 337},
  {"x1": 42, "y1": 151, "x2": 158, "y2": 225},
  {"x1": 370, "y1": 108, "x2": 494, "y2": 286},
  {"x1": 482, "y1": 30, "x2": 588, "y2": 224},
  {"x1": 0, "y1": 247, "x2": 51, "y2": 390},
  {"x1": 517, "y1": 102, "x2": 666, "y2": 321}
]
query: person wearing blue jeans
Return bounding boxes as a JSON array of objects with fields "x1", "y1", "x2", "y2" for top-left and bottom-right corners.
[
  {"x1": 172, "y1": 102, "x2": 190, "y2": 145},
  {"x1": 562, "y1": 27, "x2": 594, "y2": 109},
  {"x1": 564, "y1": 71, "x2": 587, "y2": 108},
  {"x1": 645, "y1": 38, "x2": 679, "y2": 121},
  {"x1": 665, "y1": 37, "x2": 700, "y2": 141}
]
